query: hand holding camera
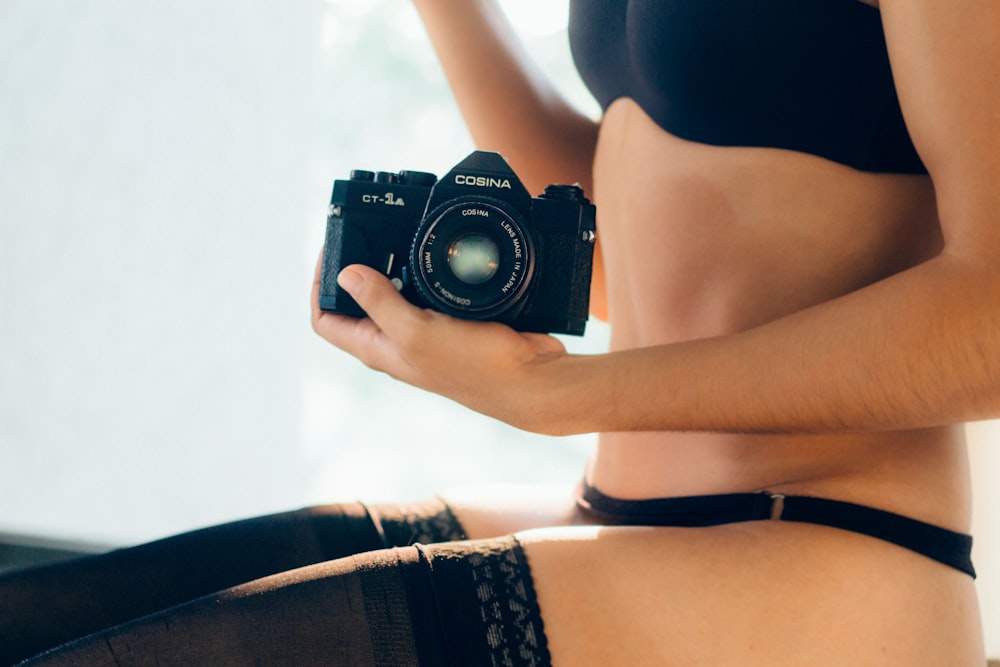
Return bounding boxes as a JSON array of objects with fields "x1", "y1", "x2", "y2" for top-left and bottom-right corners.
[{"x1": 318, "y1": 151, "x2": 596, "y2": 335}]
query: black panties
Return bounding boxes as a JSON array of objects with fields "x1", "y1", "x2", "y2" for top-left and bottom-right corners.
[
  {"x1": 577, "y1": 482, "x2": 975, "y2": 578},
  {"x1": 1, "y1": 498, "x2": 552, "y2": 666}
]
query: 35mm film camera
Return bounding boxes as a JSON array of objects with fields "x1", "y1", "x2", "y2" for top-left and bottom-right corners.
[{"x1": 318, "y1": 151, "x2": 596, "y2": 335}]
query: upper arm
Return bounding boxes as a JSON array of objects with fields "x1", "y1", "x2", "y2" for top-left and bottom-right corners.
[
  {"x1": 880, "y1": 1, "x2": 1000, "y2": 260},
  {"x1": 412, "y1": 0, "x2": 598, "y2": 195}
]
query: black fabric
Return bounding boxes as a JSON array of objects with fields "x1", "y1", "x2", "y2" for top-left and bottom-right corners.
[
  {"x1": 778, "y1": 495, "x2": 976, "y2": 580},
  {"x1": 369, "y1": 497, "x2": 468, "y2": 547},
  {"x1": 577, "y1": 482, "x2": 976, "y2": 578},
  {"x1": 19, "y1": 549, "x2": 433, "y2": 667},
  {"x1": 16, "y1": 538, "x2": 551, "y2": 667},
  {"x1": 0, "y1": 498, "x2": 466, "y2": 666},
  {"x1": 568, "y1": 0, "x2": 927, "y2": 174},
  {"x1": 421, "y1": 537, "x2": 552, "y2": 667},
  {"x1": 578, "y1": 485, "x2": 778, "y2": 527}
]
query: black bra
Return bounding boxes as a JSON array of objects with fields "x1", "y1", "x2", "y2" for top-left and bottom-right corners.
[{"x1": 568, "y1": 0, "x2": 927, "y2": 174}]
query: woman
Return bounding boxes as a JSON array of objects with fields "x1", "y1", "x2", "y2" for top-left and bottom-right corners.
[
  {"x1": 323, "y1": 0, "x2": 994, "y2": 663},
  {"x1": 3, "y1": 0, "x2": 994, "y2": 664}
]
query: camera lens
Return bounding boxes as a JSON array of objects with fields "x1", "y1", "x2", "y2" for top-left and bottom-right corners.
[
  {"x1": 447, "y1": 233, "x2": 500, "y2": 285},
  {"x1": 410, "y1": 197, "x2": 535, "y2": 320}
]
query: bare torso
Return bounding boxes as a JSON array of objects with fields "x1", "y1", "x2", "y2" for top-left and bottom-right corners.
[
  {"x1": 446, "y1": 97, "x2": 984, "y2": 665},
  {"x1": 589, "y1": 99, "x2": 971, "y2": 533}
]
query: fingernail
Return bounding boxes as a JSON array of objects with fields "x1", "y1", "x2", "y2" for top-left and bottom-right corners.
[{"x1": 337, "y1": 268, "x2": 364, "y2": 294}]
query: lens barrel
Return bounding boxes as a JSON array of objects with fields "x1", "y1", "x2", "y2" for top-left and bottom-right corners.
[{"x1": 410, "y1": 198, "x2": 534, "y2": 319}]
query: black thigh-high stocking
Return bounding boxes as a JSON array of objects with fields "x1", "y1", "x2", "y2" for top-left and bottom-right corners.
[
  {"x1": 0, "y1": 498, "x2": 466, "y2": 665},
  {"x1": 19, "y1": 536, "x2": 552, "y2": 667}
]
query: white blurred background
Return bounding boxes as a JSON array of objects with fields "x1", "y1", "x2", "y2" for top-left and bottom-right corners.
[{"x1": 0, "y1": 0, "x2": 995, "y2": 655}]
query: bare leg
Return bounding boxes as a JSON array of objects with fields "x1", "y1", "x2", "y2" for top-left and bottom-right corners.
[
  {"x1": 520, "y1": 523, "x2": 984, "y2": 666},
  {"x1": 440, "y1": 482, "x2": 584, "y2": 537}
]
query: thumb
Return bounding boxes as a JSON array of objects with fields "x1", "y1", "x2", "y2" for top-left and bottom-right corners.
[
  {"x1": 337, "y1": 265, "x2": 425, "y2": 335},
  {"x1": 335, "y1": 264, "x2": 370, "y2": 296}
]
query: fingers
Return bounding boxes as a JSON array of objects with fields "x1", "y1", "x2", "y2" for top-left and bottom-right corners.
[
  {"x1": 311, "y1": 262, "x2": 430, "y2": 377},
  {"x1": 335, "y1": 265, "x2": 430, "y2": 344},
  {"x1": 310, "y1": 251, "x2": 326, "y2": 328},
  {"x1": 308, "y1": 256, "x2": 573, "y2": 432}
]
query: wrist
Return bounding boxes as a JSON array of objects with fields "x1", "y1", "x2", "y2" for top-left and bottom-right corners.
[{"x1": 515, "y1": 353, "x2": 606, "y2": 436}]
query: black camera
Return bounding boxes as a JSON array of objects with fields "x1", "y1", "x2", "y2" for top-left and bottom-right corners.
[{"x1": 318, "y1": 151, "x2": 596, "y2": 335}]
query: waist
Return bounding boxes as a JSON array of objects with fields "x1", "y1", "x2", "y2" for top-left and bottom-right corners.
[
  {"x1": 593, "y1": 100, "x2": 942, "y2": 345},
  {"x1": 588, "y1": 428, "x2": 972, "y2": 537}
]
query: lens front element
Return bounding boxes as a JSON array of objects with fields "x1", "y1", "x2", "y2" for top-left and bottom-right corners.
[{"x1": 447, "y1": 233, "x2": 500, "y2": 285}]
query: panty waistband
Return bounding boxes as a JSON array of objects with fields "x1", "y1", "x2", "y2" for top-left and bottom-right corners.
[{"x1": 576, "y1": 482, "x2": 975, "y2": 578}]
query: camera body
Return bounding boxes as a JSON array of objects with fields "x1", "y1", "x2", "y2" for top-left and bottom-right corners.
[{"x1": 318, "y1": 151, "x2": 596, "y2": 335}]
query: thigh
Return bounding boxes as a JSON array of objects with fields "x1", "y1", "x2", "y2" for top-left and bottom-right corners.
[
  {"x1": 23, "y1": 536, "x2": 549, "y2": 667},
  {"x1": 518, "y1": 522, "x2": 985, "y2": 666},
  {"x1": 0, "y1": 502, "x2": 387, "y2": 666},
  {"x1": 22, "y1": 521, "x2": 984, "y2": 667},
  {"x1": 3, "y1": 496, "x2": 480, "y2": 666},
  {"x1": 440, "y1": 482, "x2": 585, "y2": 538}
]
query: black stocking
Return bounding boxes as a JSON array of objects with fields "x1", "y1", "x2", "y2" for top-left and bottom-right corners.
[
  {"x1": 19, "y1": 537, "x2": 551, "y2": 667},
  {"x1": 0, "y1": 498, "x2": 465, "y2": 665}
]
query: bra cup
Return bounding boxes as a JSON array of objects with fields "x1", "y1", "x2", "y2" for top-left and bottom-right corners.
[{"x1": 567, "y1": 0, "x2": 926, "y2": 174}]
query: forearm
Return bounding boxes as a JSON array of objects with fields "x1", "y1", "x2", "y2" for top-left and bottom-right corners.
[
  {"x1": 412, "y1": 0, "x2": 598, "y2": 194},
  {"x1": 539, "y1": 253, "x2": 1000, "y2": 436}
]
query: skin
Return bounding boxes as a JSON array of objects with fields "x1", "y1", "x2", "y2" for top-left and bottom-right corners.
[{"x1": 312, "y1": 0, "x2": 997, "y2": 663}]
